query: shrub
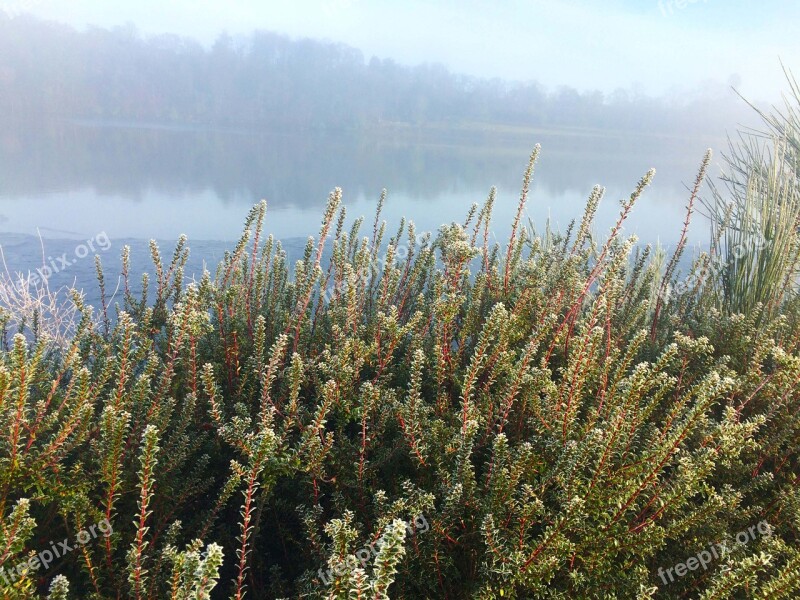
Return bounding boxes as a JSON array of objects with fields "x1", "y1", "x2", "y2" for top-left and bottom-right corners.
[{"x1": 0, "y1": 143, "x2": 799, "y2": 599}]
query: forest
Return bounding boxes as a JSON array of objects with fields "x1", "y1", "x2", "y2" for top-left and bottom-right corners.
[{"x1": 0, "y1": 13, "x2": 748, "y2": 134}]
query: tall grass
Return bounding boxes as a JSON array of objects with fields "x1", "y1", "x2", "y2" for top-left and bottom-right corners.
[
  {"x1": 702, "y1": 69, "x2": 800, "y2": 318},
  {"x1": 705, "y1": 137, "x2": 800, "y2": 317}
]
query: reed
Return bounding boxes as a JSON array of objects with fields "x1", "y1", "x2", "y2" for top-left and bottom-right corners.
[{"x1": 701, "y1": 69, "x2": 800, "y2": 320}]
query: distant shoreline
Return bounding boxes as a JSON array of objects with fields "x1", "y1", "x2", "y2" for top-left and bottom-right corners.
[{"x1": 1, "y1": 115, "x2": 727, "y2": 147}]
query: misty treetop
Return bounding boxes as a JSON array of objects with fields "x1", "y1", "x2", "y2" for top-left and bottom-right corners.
[{"x1": 0, "y1": 13, "x2": 745, "y2": 134}]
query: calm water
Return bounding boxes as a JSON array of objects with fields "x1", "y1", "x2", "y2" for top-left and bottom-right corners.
[{"x1": 0, "y1": 117, "x2": 727, "y2": 296}]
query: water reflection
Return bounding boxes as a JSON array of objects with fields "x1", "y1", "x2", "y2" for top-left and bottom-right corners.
[{"x1": 0, "y1": 117, "x2": 724, "y2": 244}]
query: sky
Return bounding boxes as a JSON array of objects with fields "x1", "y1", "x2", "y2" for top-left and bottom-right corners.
[{"x1": 2, "y1": 0, "x2": 800, "y2": 101}]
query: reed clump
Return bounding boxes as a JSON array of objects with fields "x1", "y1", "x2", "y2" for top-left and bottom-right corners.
[{"x1": 1, "y1": 113, "x2": 800, "y2": 599}]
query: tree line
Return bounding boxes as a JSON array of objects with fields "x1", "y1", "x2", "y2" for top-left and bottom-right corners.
[{"x1": 0, "y1": 12, "x2": 748, "y2": 133}]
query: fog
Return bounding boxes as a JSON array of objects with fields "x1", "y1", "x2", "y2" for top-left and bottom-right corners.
[
  {"x1": 5, "y1": 0, "x2": 799, "y2": 101},
  {"x1": 0, "y1": 6, "x2": 790, "y2": 290},
  {"x1": 0, "y1": 13, "x2": 758, "y2": 133}
]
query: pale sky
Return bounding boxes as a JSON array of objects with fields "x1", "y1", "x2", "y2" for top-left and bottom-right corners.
[{"x1": 3, "y1": 0, "x2": 799, "y2": 101}]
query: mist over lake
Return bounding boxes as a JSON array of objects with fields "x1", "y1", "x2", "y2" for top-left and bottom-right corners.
[
  {"x1": 0, "y1": 116, "x2": 726, "y2": 241},
  {"x1": 0, "y1": 11, "x2": 755, "y2": 259}
]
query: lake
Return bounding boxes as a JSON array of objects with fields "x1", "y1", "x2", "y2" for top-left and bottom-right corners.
[{"x1": 0, "y1": 117, "x2": 727, "y2": 299}]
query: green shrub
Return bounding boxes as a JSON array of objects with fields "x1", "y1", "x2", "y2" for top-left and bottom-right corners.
[{"x1": 0, "y1": 141, "x2": 799, "y2": 599}]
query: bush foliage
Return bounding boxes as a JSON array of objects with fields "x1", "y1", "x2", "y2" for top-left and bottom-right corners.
[{"x1": 2, "y1": 120, "x2": 800, "y2": 598}]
